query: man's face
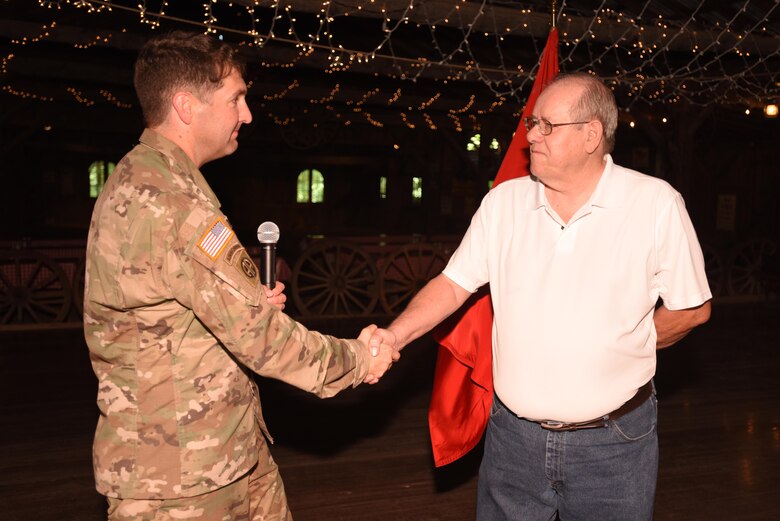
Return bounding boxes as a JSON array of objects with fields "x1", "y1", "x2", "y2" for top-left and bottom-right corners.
[
  {"x1": 191, "y1": 67, "x2": 252, "y2": 166},
  {"x1": 527, "y1": 82, "x2": 590, "y2": 186}
]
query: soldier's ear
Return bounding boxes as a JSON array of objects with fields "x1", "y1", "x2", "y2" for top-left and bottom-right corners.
[{"x1": 171, "y1": 91, "x2": 194, "y2": 125}]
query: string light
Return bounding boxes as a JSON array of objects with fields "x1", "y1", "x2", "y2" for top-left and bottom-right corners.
[
  {"x1": 1, "y1": 54, "x2": 14, "y2": 75},
  {"x1": 310, "y1": 84, "x2": 340, "y2": 104},
  {"x1": 74, "y1": 31, "x2": 114, "y2": 48},
  {"x1": 347, "y1": 88, "x2": 380, "y2": 107},
  {"x1": 67, "y1": 87, "x2": 96, "y2": 106},
  {"x1": 11, "y1": 21, "x2": 56, "y2": 45},
  {"x1": 2, "y1": 84, "x2": 55, "y2": 101},
  {"x1": 386, "y1": 88, "x2": 402, "y2": 105},
  {"x1": 400, "y1": 112, "x2": 416, "y2": 129},
  {"x1": 4, "y1": 0, "x2": 776, "y2": 131},
  {"x1": 418, "y1": 93, "x2": 440, "y2": 110},
  {"x1": 447, "y1": 113, "x2": 463, "y2": 132},
  {"x1": 262, "y1": 80, "x2": 299, "y2": 101},
  {"x1": 139, "y1": 0, "x2": 167, "y2": 29},
  {"x1": 99, "y1": 89, "x2": 132, "y2": 108},
  {"x1": 423, "y1": 113, "x2": 438, "y2": 131},
  {"x1": 450, "y1": 95, "x2": 475, "y2": 114},
  {"x1": 363, "y1": 112, "x2": 384, "y2": 127}
]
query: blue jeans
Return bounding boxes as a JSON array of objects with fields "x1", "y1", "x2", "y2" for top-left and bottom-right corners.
[{"x1": 477, "y1": 389, "x2": 658, "y2": 520}]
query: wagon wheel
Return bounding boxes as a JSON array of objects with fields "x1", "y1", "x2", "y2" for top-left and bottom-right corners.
[
  {"x1": 379, "y1": 243, "x2": 447, "y2": 315},
  {"x1": 701, "y1": 243, "x2": 724, "y2": 298},
  {"x1": 0, "y1": 249, "x2": 72, "y2": 324},
  {"x1": 292, "y1": 240, "x2": 378, "y2": 317},
  {"x1": 726, "y1": 238, "x2": 778, "y2": 296},
  {"x1": 72, "y1": 257, "x2": 86, "y2": 317}
]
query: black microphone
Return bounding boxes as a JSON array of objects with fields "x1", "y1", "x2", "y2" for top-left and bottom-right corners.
[{"x1": 256, "y1": 221, "x2": 280, "y2": 289}]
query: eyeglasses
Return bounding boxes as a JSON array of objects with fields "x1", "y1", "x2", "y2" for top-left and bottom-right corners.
[{"x1": 523, "y1": 116, "x2": 591, "y2": 136}]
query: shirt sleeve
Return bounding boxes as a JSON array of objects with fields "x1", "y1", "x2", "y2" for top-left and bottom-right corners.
[
  {"x1": 162, "y1": 202, "x2": 368, "y2": 397},
  {"x1": 443, "y1": 190, "x2": 493, "y2": 293},
  {"x1": 654, "y1": 192, "x2": 713, "y2": 310}
]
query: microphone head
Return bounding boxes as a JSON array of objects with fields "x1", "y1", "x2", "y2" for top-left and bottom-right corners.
[{"x1": 257, "y1": 221, "x2": 280, "y2": 244}]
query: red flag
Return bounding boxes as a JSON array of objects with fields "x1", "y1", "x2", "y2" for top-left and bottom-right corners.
[{"x1": 428, "y1": 28, "x2": 559, "y2": 467}]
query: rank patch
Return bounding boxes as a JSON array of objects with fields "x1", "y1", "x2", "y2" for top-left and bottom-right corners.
[{"x1": 198, "y1": 217, "x2": 234, "y2": 260}]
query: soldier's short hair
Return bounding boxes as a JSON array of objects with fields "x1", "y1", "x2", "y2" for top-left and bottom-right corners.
[
  {"x1": 550, "y1": 72, "x2": 619, "y2": 153},
  {"x1": 134, "y1": 31, "x2": 246, "y2": 127}
]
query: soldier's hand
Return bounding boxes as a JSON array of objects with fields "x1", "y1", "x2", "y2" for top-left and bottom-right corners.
[
  {"x1": 264, "y1": 282, "x2": 286, "y2": 310},
  {"x1": 358, "y1": 325, "x2": 396, "y2": 384}
]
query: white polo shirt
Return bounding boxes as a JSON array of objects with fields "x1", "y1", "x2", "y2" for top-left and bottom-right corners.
[{"x1": 443, "y1": 155, "x2": 711, "y2": 422}]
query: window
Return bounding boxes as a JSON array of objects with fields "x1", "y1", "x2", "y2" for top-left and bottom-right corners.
[
  {"x1": 89, "y1": 160, "x2": 115, "y2": 198},
  {"x1": 466, "y1": 133, "x2": 481, "y2": 152},
  {"x1": 412, "y1": 176, "x2": 422, "y2": 202},
  {"x1": 297, "y1": 168, "x2": 324, "y2": 203},
  {"x1": 379, "y1": 176, "x2": 387, "y2": 199},
  {"x1": 466, "y1": 133, "x2": 500, "y2": 154}
]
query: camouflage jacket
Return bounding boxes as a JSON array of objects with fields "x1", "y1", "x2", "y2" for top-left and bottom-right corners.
[{"x1": 83, "y1": 129, "x2": 369, "y2": 499}]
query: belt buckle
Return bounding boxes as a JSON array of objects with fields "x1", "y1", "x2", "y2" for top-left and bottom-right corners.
[
  {"x1": 539, "y1": 418, "x2": 608, "y2": 431},
  {"x1": 539, "y1": 420, "x2": 567, "y2": 431}
]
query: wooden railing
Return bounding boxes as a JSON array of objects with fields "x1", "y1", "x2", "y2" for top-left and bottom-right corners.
[
  {"x1": 0, "y1": 235, "x2": 460, "y2": 330},
  {"x1": 1, "y1": 235, "x2": 776, "y2": 330}
]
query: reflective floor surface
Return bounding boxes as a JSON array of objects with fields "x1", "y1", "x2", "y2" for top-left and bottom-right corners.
[{"x1": 1, "y1": 300, "x2": 778, "y2": 520}]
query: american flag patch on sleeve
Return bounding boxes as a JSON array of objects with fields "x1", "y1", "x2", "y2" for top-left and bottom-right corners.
[{"x1": 198, "y1": 217, "x2": 234, "y2": 260}]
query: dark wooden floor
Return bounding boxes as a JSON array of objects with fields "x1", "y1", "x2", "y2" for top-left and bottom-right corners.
[{"x1": 1, "y1": 301, "x2": 778, "y2": 520}]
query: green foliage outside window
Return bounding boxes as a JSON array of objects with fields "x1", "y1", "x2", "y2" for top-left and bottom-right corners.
[
  {"x1": 412, "y1": 177, "x2": 422, "y2": 202},
  {"x1": 297, "y1": 169, "x2": 324, "y2": 203},
  {"x1": 89, "y1": 160, "x2": 115, "y2": 198}
]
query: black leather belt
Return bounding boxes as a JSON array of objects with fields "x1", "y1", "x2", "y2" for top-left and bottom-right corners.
[{"x1": 531, "y1": 380, "x2": 653, "y2": 432}]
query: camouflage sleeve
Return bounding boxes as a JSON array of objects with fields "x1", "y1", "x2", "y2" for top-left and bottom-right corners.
[{"x1": 162, "y1": 201, "x2": 369, "y2": 397}]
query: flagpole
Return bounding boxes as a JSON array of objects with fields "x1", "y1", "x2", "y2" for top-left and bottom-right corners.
[{"x1": 551, "y1": 0, "x2": 557, "y2": 28}]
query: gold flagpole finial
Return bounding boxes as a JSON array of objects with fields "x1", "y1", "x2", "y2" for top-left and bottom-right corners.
[{"x1": 551, "y1": 0, "x2": 557, "y2": 28}]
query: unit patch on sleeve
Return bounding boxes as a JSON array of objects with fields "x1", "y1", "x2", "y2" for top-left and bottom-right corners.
[
  {"x1": 238, "y1": 250, "x2": 259, "y2": 282},
  {"x1": 197, "y1": 217, "x2": 234, "y2": 260}
]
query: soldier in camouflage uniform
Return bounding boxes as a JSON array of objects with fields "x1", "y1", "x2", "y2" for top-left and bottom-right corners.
[{"x1": 83, "y1": 31, "x2": 395, "y2": 521}]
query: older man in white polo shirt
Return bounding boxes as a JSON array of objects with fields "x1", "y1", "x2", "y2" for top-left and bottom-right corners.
[{"x1": 369, "y1": 72, "x2": 711, "y2": 520}]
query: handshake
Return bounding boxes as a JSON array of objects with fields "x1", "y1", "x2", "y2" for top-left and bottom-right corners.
[
  {"x1": 264, "y1": 282, "x2": 402, "y2": 386},
  {"x1": 358, "y1": 325, "x2": 399, "y2": 385}
]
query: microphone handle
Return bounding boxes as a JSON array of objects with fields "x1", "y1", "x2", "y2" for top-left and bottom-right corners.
[{"x1": 261, "y1": 243, "x2": 276, "y2": 289}]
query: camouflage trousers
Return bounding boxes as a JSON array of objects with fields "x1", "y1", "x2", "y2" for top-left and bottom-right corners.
[{"x1": 106, "y1": 451, "x2": 291, "y2": 521}]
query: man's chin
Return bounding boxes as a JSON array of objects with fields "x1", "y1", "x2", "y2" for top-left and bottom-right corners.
[{"x1": 225, "y1": 140, "x2": 239, "y2": 155}]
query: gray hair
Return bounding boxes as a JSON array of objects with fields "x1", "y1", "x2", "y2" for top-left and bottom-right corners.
[{"x1": 549, "y1": 72, "x2": 618, "y2": 153}]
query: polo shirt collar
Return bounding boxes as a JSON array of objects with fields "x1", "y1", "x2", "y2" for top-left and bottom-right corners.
[
  {"x1": 588, "y1": 154, "x2": 624, "y2": 209},
  {"x1": 139, "y1": 128, "x2": 221, "y2": 208},
  {"x1": 529, "y1": 153, "x2": 624, "y2": 210}
]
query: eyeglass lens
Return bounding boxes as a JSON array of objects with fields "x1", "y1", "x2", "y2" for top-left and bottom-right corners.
[{"x1": 524, "y1": 117, "x2": 551, "y2": 134}]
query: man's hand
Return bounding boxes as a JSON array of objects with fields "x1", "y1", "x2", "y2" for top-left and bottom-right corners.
[
  {"x1": 369, "y1": 327, "x2": 400, "y2": 359},
  {"x1": 264, "y1": 282, "x2": 287, "y2": 310},
  {"x1": 358, "y1": 325, "x2": 396, "y2": 384},
  {"x1": 655, "y1": 300, "x2": 711, "y2": 349}
]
